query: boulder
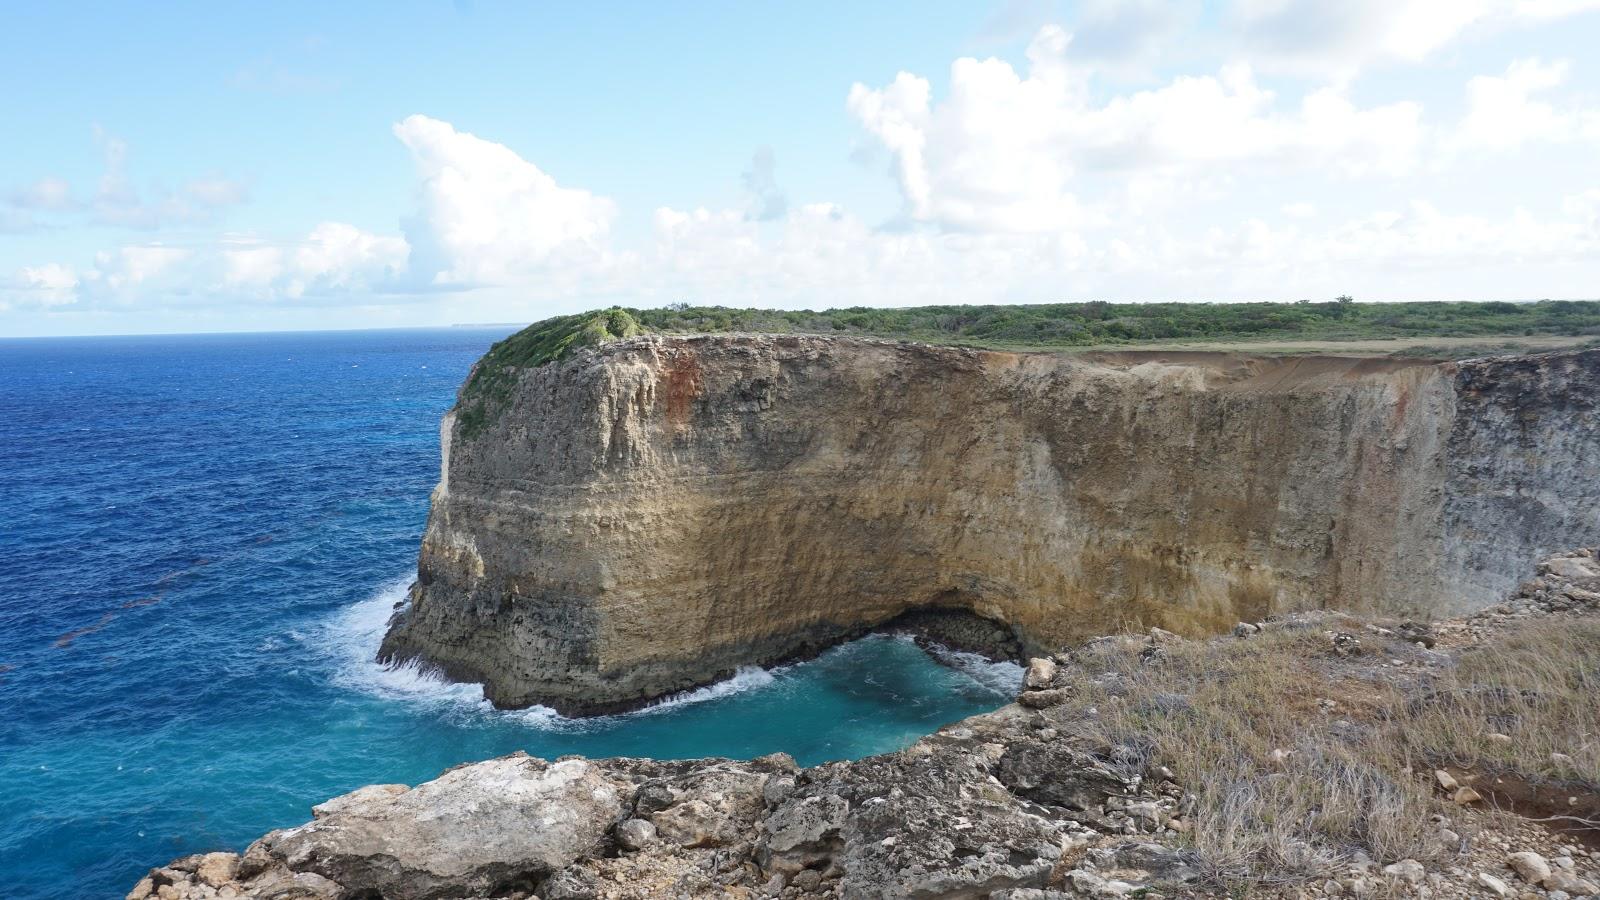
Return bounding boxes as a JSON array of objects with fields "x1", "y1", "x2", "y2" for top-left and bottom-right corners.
[
  {"x1": 1024, "y1": 657, "x2": 1058, "y2": 690},
  {"x1": 250, "y1": 754, "x2": 623, "y2": 900},
  {"x1": 614, "y1": 818, "x2": 657, "y2": 852}
]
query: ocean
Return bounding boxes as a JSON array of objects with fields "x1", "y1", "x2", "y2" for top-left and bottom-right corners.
[{"x1": 0, "y1": 328, "x2": 1018, "y2": 900}]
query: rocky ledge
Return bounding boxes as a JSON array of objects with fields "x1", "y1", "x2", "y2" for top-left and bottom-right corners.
[{"x1": 133, "y1": 551, "x2": 1600, "y2": 899}]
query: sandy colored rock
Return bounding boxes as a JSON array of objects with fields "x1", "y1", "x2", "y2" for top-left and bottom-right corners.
[
  {"x1": 1507, "y1": 851, "x2": 1551, "y2": 885},
  {"x1": 378, "y1": 336, "x2": 1600, "y2": 712},
  {"x1": 1478, "y1": 872, "x2": 1514, "y2": 897},
  {"x1": 249, "y1": 754, "x2": 622, "y2": 900},
  {"x1": 1024, "y1": 656, "x2": 1058, "y2": 690},
  {"x1": 194, "y1": 852, "x2": 239, "y2": 888}
]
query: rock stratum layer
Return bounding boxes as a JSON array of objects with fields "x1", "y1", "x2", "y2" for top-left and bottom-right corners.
[{"x1": 378, "y1": 335, "x2": 1600, "y2": 713}]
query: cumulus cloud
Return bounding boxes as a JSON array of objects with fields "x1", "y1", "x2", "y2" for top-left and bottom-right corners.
[
  {"x1": 393, "y1": 114, "x2": 616, "y2": 287},
  {"x1": 2, "y1": 263, "x2": 81, "y2": 310},
  {"x1": 1450, "y1": 58, "x2": 1600, "y2": 153},
  {"x1": 847, "y1": 26, "x2": 1421, "y2": 233}
]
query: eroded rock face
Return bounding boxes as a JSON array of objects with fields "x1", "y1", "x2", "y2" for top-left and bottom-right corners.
[{"x1": 378, "y1": 336, "x2": 1600, "y2": 712}]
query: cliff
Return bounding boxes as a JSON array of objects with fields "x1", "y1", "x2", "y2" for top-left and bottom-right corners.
[{"x1": 378, "y1": 335, "x2": 1600, "y2": 714}]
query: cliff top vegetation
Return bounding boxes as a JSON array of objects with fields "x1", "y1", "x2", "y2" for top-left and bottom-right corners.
[{"x1": 453, "y1": 299, "x2": 1600, "y2": 436}]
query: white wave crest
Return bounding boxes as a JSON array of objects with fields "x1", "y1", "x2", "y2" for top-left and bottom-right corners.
[
  {"x1": 318, "y1": 576, "x2": 784, "y2": 727},
  {"x1": 322, "y1": 575, "x2": 488, "y2": 707},
  {"x1": 922, "y1": 644, "x2": 1025, "y2": 696},
  {"x1": 631, "y1": 665, "x2": 779, "y2": 716}
]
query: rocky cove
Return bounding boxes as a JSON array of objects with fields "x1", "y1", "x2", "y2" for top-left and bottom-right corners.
[
  {"x1": 378, "y1": 334, "x2": 1599, "y2": 714},
  {"x1": 131, "y1": 548, "x2": 1600, "y2": 899},
  {"x1": 132, "y1": 333, "x2": 1600, "y2": 899}
]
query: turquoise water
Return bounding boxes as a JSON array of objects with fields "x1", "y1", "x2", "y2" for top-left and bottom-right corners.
[{"x1": 0, "y1": 329, "x2": 1018, "y2": 900}]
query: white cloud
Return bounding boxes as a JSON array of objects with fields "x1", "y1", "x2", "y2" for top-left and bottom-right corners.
[
  {"x1": 1068, "y1": 0, "x2": 1200, "y2": 69},
  {"x1": 741, "y1": 147, "x2": 788, "y2": 222},
  {"x1": 9, "y1": 177, "x2": 76, "y2": 211},
  {"x1": 1229, "y1": 0, "x2": 1600, "y2": 74},
  {"x1": 847, "y1": 27, "x2": 1421, "y2": 233},
  {"x1": 184, "y1": 176, "x2": 250, "y2": 209},
  {"x1": 287, "y1": 222, "x2": 407, "y2": 297},
  {"x1": 85, "y1": 245, "x2": 192, "y2": 293},
  {"x1": 10, "y1": 88, "x2": 1600, "y2": 328},
  {"x1": 392, "y1": 114, "x2": 616, "y2": 287},
  {"x1": 1450, "y1": 58, "x2": 1600, "y2": 152},
  {"x1": 85, "y1": 129, "x2": 248, "y2": 229},
  {"x1": 4, "y1": 263, "x2": 80, "y2": 309}
]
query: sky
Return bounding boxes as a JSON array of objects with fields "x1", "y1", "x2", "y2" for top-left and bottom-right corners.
[{"x1": 3, "y1": 1, "x2": 1599, "y2": 336}]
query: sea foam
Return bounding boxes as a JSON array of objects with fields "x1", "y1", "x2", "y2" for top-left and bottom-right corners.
[{"x1": 321, "y1": 577, "x2": 786, "y2": 727}]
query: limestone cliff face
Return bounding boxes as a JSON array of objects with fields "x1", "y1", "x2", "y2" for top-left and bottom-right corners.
[{"x1": 377, "y1": 336, "x2": 1600, "y2": 713}]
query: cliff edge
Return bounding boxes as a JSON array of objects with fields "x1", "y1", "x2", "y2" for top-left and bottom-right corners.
[{"x1": 378, "y1": 334, "x2": 1600, "y2": 713}]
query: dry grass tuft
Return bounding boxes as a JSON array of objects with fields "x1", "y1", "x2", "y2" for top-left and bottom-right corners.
[{"x1": 1048, "y1": 615, "x2": 1600, "y2": 885}]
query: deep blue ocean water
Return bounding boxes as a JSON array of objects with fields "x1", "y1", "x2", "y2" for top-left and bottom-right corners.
[{"x1": 0, "y1": 328, "x2": 1018, "y2": 900}]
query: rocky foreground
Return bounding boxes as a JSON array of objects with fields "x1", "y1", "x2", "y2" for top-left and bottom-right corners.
[{"x1": 132, "y1": 551, "x2": 1600, "y2": 900}]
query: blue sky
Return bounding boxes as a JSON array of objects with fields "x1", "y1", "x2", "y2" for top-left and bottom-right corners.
[{"x1": 4, "y1": 1, "x2": 1600, "y2": 336}]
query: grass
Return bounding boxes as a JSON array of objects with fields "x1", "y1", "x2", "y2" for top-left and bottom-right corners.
[
  {"x1": 1046, "y1": 615, "x2": 1600, "y2": 886},
  {"x1": 629, "y1": 299, "x2": 1600, "y2": 347},
  {"x1": 455, "y1": 307, "x2": 643, "y2": 439},
  {"x1": 452, "y1": 299, "x2": 1600, "y2": 438},
  {"x1": 1401, "y1": 621, "x2": 1600, "y2": 782}
]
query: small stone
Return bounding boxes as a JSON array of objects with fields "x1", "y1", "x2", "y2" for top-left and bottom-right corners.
[
  {"x1": 1232, "y1": 622, "x2": 1260, "y2": 637},
  {"x1": 1550, "y1": 752, "x2": 1575, "y2": 767},
  {"x1": 1148, "y1": 627, "x2": 1181, "y2": 643},
  {"x1": 1485, "y1": 732, "x2": 1513, "y2": 744},
  {"x1": 791, "y1": 868, "x2": 822, "y2": 891},
  {"x1": 615, "y1": 817, "x2": 657, "y2": 851},
  {"x1": 1545, "y1": 871, "x2": 1598, "y2": 894},
  {"x1": 1453, "y1": 786, "x2": 1482, "y2": 805},
  {"x1": 1477, "y1": 872, "x2": 1513, "y2": 897},
  {"x1": 1383, "y1": 860, "x2": 1426, "y2": 884},
  {"x1": 1331, "y1": 632, "x2": 1362, "y2": 656},
  {"x1": 1435, "y1": 770, "x2": 1459, "y2": 791},
  {"x1": 1024, "y1": 657, "x2": 1058, "y2": 690},
  {"x1": 1506, "y1": 851, "x2": 1550, "y2": 885}
]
